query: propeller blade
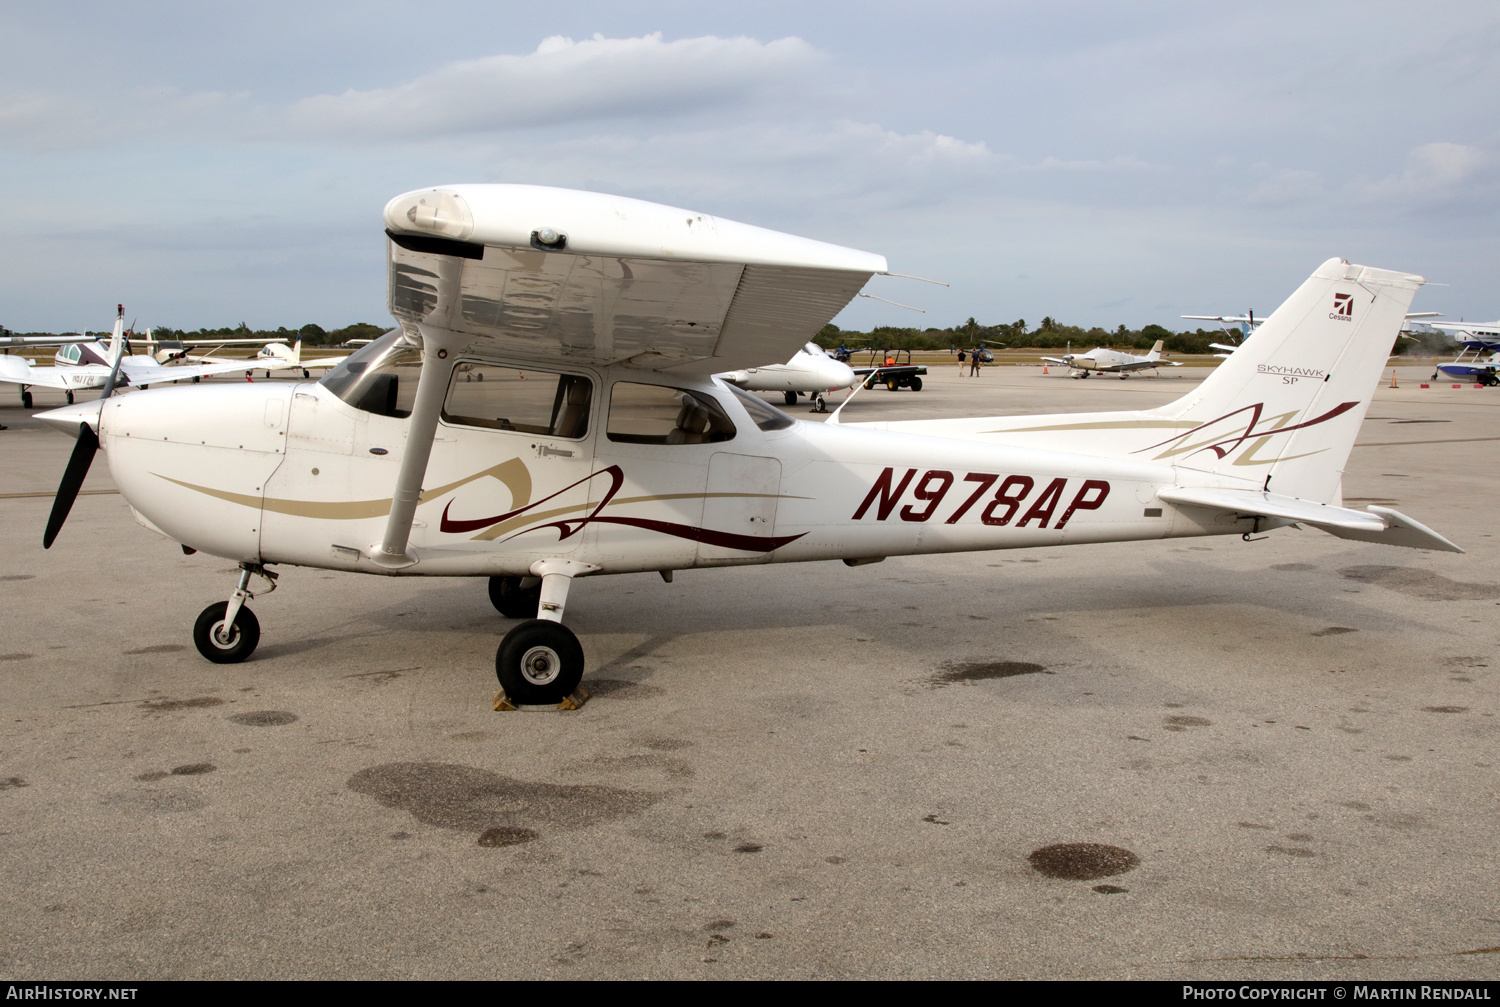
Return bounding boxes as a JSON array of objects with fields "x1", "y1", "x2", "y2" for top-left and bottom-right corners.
[{"x1": 43, "y1": 423, "x2": 99, "y2": 549}]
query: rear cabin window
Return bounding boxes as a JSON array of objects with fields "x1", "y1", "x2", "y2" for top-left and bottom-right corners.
[
  {"x1": 443, "y1": 363, "x2": 592, "y2": 439},
  {"x1": 606, "y1": 382, "x2": 736, "y2": 444}
]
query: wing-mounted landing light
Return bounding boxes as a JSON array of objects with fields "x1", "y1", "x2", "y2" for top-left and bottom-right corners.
[{"x1": 42, "y1": 306, "x2": 129, "y2": 548}]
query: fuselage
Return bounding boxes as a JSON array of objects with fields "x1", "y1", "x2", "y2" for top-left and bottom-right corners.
[{"x1": 90, "y1": 348, "x2": 1232, "y2": 580}]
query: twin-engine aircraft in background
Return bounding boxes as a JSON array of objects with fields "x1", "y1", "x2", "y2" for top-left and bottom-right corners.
[
  {"x1": 716, "y1": 341, "x2": 857, "y2": 411},
  {"x1": 1042, "y1": 339, "x2": 1182, "y2": 378},
  {"x1": 1, "y1": 308, "x2": 291, "y2": 407},
  {"x1": 36, "y1": 184, "x2": 1459, "y2": 707}
]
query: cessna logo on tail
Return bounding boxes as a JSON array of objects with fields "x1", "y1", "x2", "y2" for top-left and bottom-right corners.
[{"x1": 1330, "y1": 293, "x2": 1353, "y2": 321}]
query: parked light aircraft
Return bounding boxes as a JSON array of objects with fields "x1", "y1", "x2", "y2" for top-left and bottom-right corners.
[
  {"x1": 1190, "y1": 311, "x2": 1441, "y2": 358},
  {"x1": 1, "y1": 307, "x2": 288, "y2": 407},
  {"x1": 35, "y1": 185, "x2": 1459, "y2": 706},
  {"x1": 1042, "y1": 339, "x2": 1182, "y2": 378},
  {"x1": 193, "y1": 338, "x2": 347, "y2": 379},
  {"x1": 715, "y1": 341, "x2": 857, "y2": 410},
  {"x1": 1430, "y1": 318, "x2": 1500, "y2": 351},
  {"x1": 1183, "y1": 312, "x2": 1262, "y2": 356}
]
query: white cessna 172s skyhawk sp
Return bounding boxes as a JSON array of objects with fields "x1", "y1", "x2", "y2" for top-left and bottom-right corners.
[
  {"x1": 36, "y1": 184, "x2": 1461, "y2": 705},
  {"x1": 1042, "y1": 339, "x2": 1183, "y2": 378}
]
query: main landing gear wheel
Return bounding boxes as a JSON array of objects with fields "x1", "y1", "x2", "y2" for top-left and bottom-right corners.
[
  {"x1": 65, "y1": 391, "x2": 74, "y2": 405},
  {"x1": 783, "y1": 390, "x2": 798, "y2": 405},
  {"x1": 193, "y1": 601, "x2": 261, "y2": 664},
  {"x1": 488, "y1": 575, "x2": 541, "y2": 618},
  {"x1": 496, "y1": 619, "x2": 584, "y2": 705},
  {"x1": 21, "y1": 391, "x2": 32, "y2": 409}
]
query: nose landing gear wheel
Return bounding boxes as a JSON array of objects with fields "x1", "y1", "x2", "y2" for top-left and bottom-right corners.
[
  {"x1": 496, "y1": 619, "x2": 584, "y2": 705},
  {"x1": 488, "y1": 575, "x2": 542, "y2": 618},
  {"x1": 193, "y1": 601, "x2": 260, "y2": 664}
]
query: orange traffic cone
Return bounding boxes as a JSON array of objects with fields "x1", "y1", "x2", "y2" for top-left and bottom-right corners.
[
  {"x1": 1390, "y1": 368, "x2": 1398, "y2": 389},
  {"x1": 1043, "y1": 364, "x2": 1049, "y2": 374}
]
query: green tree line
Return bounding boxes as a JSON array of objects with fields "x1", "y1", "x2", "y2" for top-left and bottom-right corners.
[
  {"x1": 815, "y1": 318, "x2": 1227, "y2": 354},
  {"x1": 816, "y1": 318, "x2": 1443, "y2": 356},
  {"x1": 7, "y1": 322, "x2": 390, "y2": 346}
]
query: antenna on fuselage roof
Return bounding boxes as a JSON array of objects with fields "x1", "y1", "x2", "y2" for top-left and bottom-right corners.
[{"x1": 857, "y1": 293, "x2": 925, "y2": 313}]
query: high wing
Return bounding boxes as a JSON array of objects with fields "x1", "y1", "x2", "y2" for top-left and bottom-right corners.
[
  {"x1": 362, "y1": 184, "x2": 887, "y2": 571},
  {"x1": 2, "y1": 334, "x2": 101, "y2": 348},
  {"x1": 382, "y1": 185, "x2": 887, "y2": 373},
  {"x1": 0, "y1": 356, "x2": 77, "y2": 389},
  {"x1": 119, "y1": 358, "x2": 279, "y2": 384}
]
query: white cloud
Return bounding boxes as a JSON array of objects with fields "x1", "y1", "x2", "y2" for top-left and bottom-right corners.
[
  {"x1": 1025, "y1": 154, "x2": 1151, "y2": 172},
  {"x1": 285, "y1": 32, "x2": 820, "y2": 139},
  {"x1": 1246, "y1": 167, "x2": 1324, "y2": 207},
  {"x1": 1355, "y1": 141, "x2": 1489, "y2": 206}
]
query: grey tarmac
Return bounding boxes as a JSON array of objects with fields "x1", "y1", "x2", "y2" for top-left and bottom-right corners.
[{"x1": 0, "y1": 361, "x2": 1496, "y2": 980}]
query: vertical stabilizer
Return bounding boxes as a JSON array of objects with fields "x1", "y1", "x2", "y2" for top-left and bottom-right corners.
[
  {"x1": 1147, "y1": 339, "x2": 1164, "y2": 361},
  {"x1": 1155, "y1": 258, "x2": 1422, "y2": 503}
]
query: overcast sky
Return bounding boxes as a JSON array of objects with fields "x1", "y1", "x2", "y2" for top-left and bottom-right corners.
[{"x1": 1, "y1": 1, "x2": 1496, "y2": 333}]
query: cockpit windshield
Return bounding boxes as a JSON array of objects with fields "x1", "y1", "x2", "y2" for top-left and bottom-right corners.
[
  {"x1": 725, "y1": 384, "x2": 796, "y2": 431},
  {"x1": 319, "y1": 329, "x2": 422, "y2": 418}
]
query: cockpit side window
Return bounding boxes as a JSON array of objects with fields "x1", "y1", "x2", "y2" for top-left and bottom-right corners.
[
  {"x1": 606, "y1": 382, "x2": 736, "y2": 444},
  {"x1": 319, "y1": 329, "x2": 421, "y2": 418},
  {"x1": 442, "y1": 363, "x2": 592, "y2": 439}
]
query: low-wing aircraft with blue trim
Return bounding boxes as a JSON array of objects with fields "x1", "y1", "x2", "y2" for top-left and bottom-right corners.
[{"x1": 34, "y1": 185, "x2": 1461, "y2": 705}]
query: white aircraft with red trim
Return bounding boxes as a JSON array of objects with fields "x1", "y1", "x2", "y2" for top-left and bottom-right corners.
[
  {"x1": 35, "y1": 185, "x2": 1460, "y2": 705},
  {"x1": 1, "y1": 307, "x2": 301, "y2": 407}
]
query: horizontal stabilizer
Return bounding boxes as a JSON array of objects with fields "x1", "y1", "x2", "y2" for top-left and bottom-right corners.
[
  {"x1": 1331, "y1": 505, "x2": 1464, "y2": 553},
  {"x1": 1158, "y1": 487, "x2": 1462, "y2": 553}
]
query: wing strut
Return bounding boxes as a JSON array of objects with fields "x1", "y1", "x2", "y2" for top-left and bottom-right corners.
[{"x1": 370, "y1": 255, "x2": 463, "y2": 569}]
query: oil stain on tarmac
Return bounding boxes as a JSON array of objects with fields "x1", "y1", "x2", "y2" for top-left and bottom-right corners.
[
  {"x1": 347, "y1": 762, "x2": 659, "y2": 844},
  {"x1": 227, "y1": 711, "x2": 298, "y2": 726},
  {"x1": 1339, "y1": 565, "x2": 1500, "y2": 601},
  {"x1": 1029, "y1": 843, "x2": 1139, "y2": 880},
  {"x1": 931, "y1": 661, "x2": 1047, "y2": 687}
]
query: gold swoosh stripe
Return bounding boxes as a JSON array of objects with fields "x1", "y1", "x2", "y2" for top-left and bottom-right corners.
[
  {"x1": 154, "y1": 457, "x2": 532, "y2": 521},
  {"x1": 979, "y1": 420, "x2": 1197, "y2": 434}
]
